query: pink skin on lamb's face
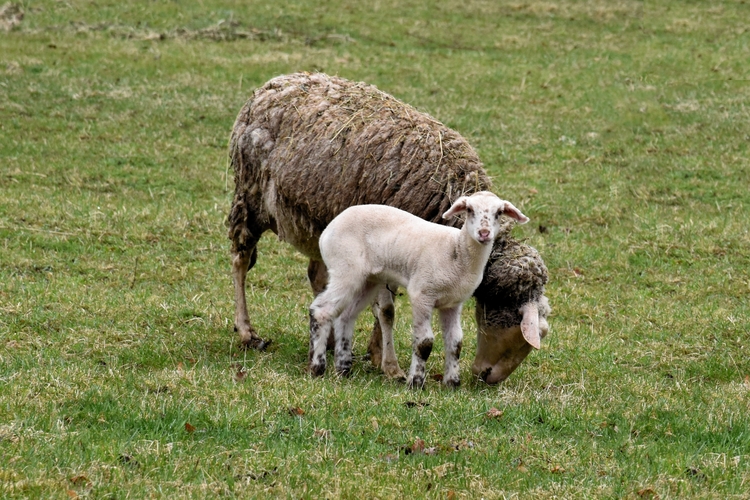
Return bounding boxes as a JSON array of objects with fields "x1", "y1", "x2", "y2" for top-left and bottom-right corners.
[{"x1": 472, "y1": 301, "x2": 549, "y2": 384}]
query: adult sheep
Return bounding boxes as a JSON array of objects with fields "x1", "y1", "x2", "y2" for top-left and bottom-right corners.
[{"x1": 227, "y1": 72, "x2": 549, "y2": 383}]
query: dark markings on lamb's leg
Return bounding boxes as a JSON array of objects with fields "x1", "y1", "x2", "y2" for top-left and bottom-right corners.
[
  {"x1": 335, "y1": 336, "x2": 352, "y2": 376},
  {"x1": 308, "y1": 310, "x2": 327, "y2": 377},
  {"x1": 416, "y1": 338, "x2": 433, "y2": 361},
  {"x1": 443, "y1": 339, "x2": 462, "y2": 389}
]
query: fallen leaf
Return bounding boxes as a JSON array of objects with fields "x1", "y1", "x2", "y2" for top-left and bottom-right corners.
[
  {"x1": 288, "y1": 406, "x2": 305, "y2": 417},
  {"x1": 66, "y1": 491, "x2": 78, "y2": 499},
  {"x1": 234, "y1": 364, "x2": 248, "y2": 382},
  {"x1": 431, "y1": 373, "x2": 443, "y2": 382},
  {"x1": 744, "y1": 375, "x2": 750, "y2": 388},
  {"x1": 486, "y1": 408, "x2": 504, "y2": 419},
  {"x1": 411, "y1": 438, "x2": 425, "y2": 453},
  {"x1": 118, "y1": 454, "x2": 139, "y2": 468},
  {"x1": 637, "y1": 487, "x2": 660, "y2": 499},
  {"x1": 184, "y1": 422, "x2": 196, "y2": 433},
  {"x1": 685, "y1": 467, "x2": 706, "y2": 481},
  {"x1": 447, "y1": 490, "x2": 457, "y2": 500},
  {"x1": 573, "y1": 267, "x2": 584, "y2": 276},
  {"x1": 529, "y1": 188, "x2": 538, "y2": 195},
  {"x1": 550, "y1": 465, "x2": 566, "y2": 473},
  {"x1": 69, "y1": 475, "x2": 89, "y2": 485}
]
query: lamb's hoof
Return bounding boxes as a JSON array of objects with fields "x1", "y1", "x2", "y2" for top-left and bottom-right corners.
[
  {"x1": 407, "y1": 375, "x2": 425, "y2": 390},
  {"x1": 443, "y1": 377, "x2": 461, "y2": 389},
  {"x1": 335, "y1": 361, "x2": 353, "y2": 377},
  {"x1": 309, "y1": 362, "x2": 326, "y2": 377}
]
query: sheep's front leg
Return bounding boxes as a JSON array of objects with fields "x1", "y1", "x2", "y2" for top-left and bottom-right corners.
[
  {"x1": 439, "y1": 306, "x2": 464, "y2": 388},
  {"x1": 232, "y1": 247, "x2": 269, "y2": 350},
  {"x1": 407, "y1": 300, "x2": 434, "y2": 389}
]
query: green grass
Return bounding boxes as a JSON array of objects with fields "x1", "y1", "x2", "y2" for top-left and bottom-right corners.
[{"x1": 1, "y1": 0, "x2": 749, "y2": 497}]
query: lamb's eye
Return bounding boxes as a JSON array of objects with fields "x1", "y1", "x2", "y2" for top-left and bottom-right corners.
[
  {"x1": 496, "y1": 210, "x2": 503, "y2": 218},
  {"x1": 467, "y1": 208, "x2": 473, "y2": 215}
]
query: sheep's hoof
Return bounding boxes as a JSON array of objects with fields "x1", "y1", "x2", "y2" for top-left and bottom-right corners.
[
  {"x1": 239, "y1": 335, "x2": 272, "y2": 352},
  {"x1": 383, "y1": 364, "x2": 407, "y2": 382}
]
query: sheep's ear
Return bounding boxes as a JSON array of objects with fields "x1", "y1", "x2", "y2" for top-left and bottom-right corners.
[
  {"x1": 443, "y1": 197, "x2": 469, "y2": 219},
  {"x1": 520, "y1": 302, "x2": 541, "y2": 349},
  {"x1": 501, "y1": 202, "x2": 530, "y2": 224}
]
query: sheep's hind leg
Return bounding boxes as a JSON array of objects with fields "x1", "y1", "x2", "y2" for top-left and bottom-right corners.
[
  {"x1": 439, "y1": 306, "x2": 464, "y2": 388},
  {"x1": 372, "y1": 287, "x2": 405, "y2": 381},
  {"x1": 232, "y1": 247, "x2": 270, "y2": 350},
  {"x1": 406, "y1": 300, "x2": 434, "y2": 390}
]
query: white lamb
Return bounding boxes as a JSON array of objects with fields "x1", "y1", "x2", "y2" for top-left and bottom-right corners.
[{"x1": 308, "y1": 191, "x2": 529, "y2": 389}]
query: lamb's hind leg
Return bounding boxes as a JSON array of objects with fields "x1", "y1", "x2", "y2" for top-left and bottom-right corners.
[
  {"x1": 333, "y1": 283, "x2": 380, "y2": 376},
  {"x1": 308, "y1": 259, "x2": 335, "y2": 350},
  {"x1": 308, "y1": 276, "x2": 360, "y2": 377},
  {"x1": 232, "y1": 245, "x2": 269, "y2": 350}
]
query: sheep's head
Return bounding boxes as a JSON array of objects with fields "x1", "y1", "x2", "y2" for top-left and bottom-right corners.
[
  {"x1": 443, "y1": 191, "x2": 528, "y2": 245},
  {"x1": 472, "y1": 239, "x2": 550, "y2": 384}
]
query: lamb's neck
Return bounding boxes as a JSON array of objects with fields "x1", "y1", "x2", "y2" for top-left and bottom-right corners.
[{"x1": 455, "y1": 229, "x2": 494, "y2": 278}]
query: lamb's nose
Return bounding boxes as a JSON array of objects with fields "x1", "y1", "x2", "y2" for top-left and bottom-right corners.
[{"x1": 478, "y1": 229, "x2": 490, "y2": 241}]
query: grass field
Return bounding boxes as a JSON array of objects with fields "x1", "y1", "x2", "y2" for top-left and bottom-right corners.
[{"x1": 1, "y1": 0, "x2": 749, "y2": 497}]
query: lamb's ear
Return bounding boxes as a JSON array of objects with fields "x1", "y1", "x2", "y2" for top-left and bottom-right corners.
[
  {"x1": 501, "y1": 201, "x2": 530, "y2": 224},
  {"x1": 519, "y1": 302, "x2": 541, "y2": 349},
  {"x1": 443, "y1": 197, "x2": 469, "y2": 219}
]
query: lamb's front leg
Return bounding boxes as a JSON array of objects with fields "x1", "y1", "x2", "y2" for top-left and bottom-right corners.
[
  {"x1": 439, "y1": 306, "x2": 464, "y2": 388},
  {"x1": 407, "y1": 300, "x2": 434, "y2": 389}
]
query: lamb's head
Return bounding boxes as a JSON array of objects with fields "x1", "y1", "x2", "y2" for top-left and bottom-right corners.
[
  {"x1": 471, "y1": 238, "x2": 550, "y2": 384},
  {"x1": 443, "y1": 191, "x2": 529, "y2": 244}
]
